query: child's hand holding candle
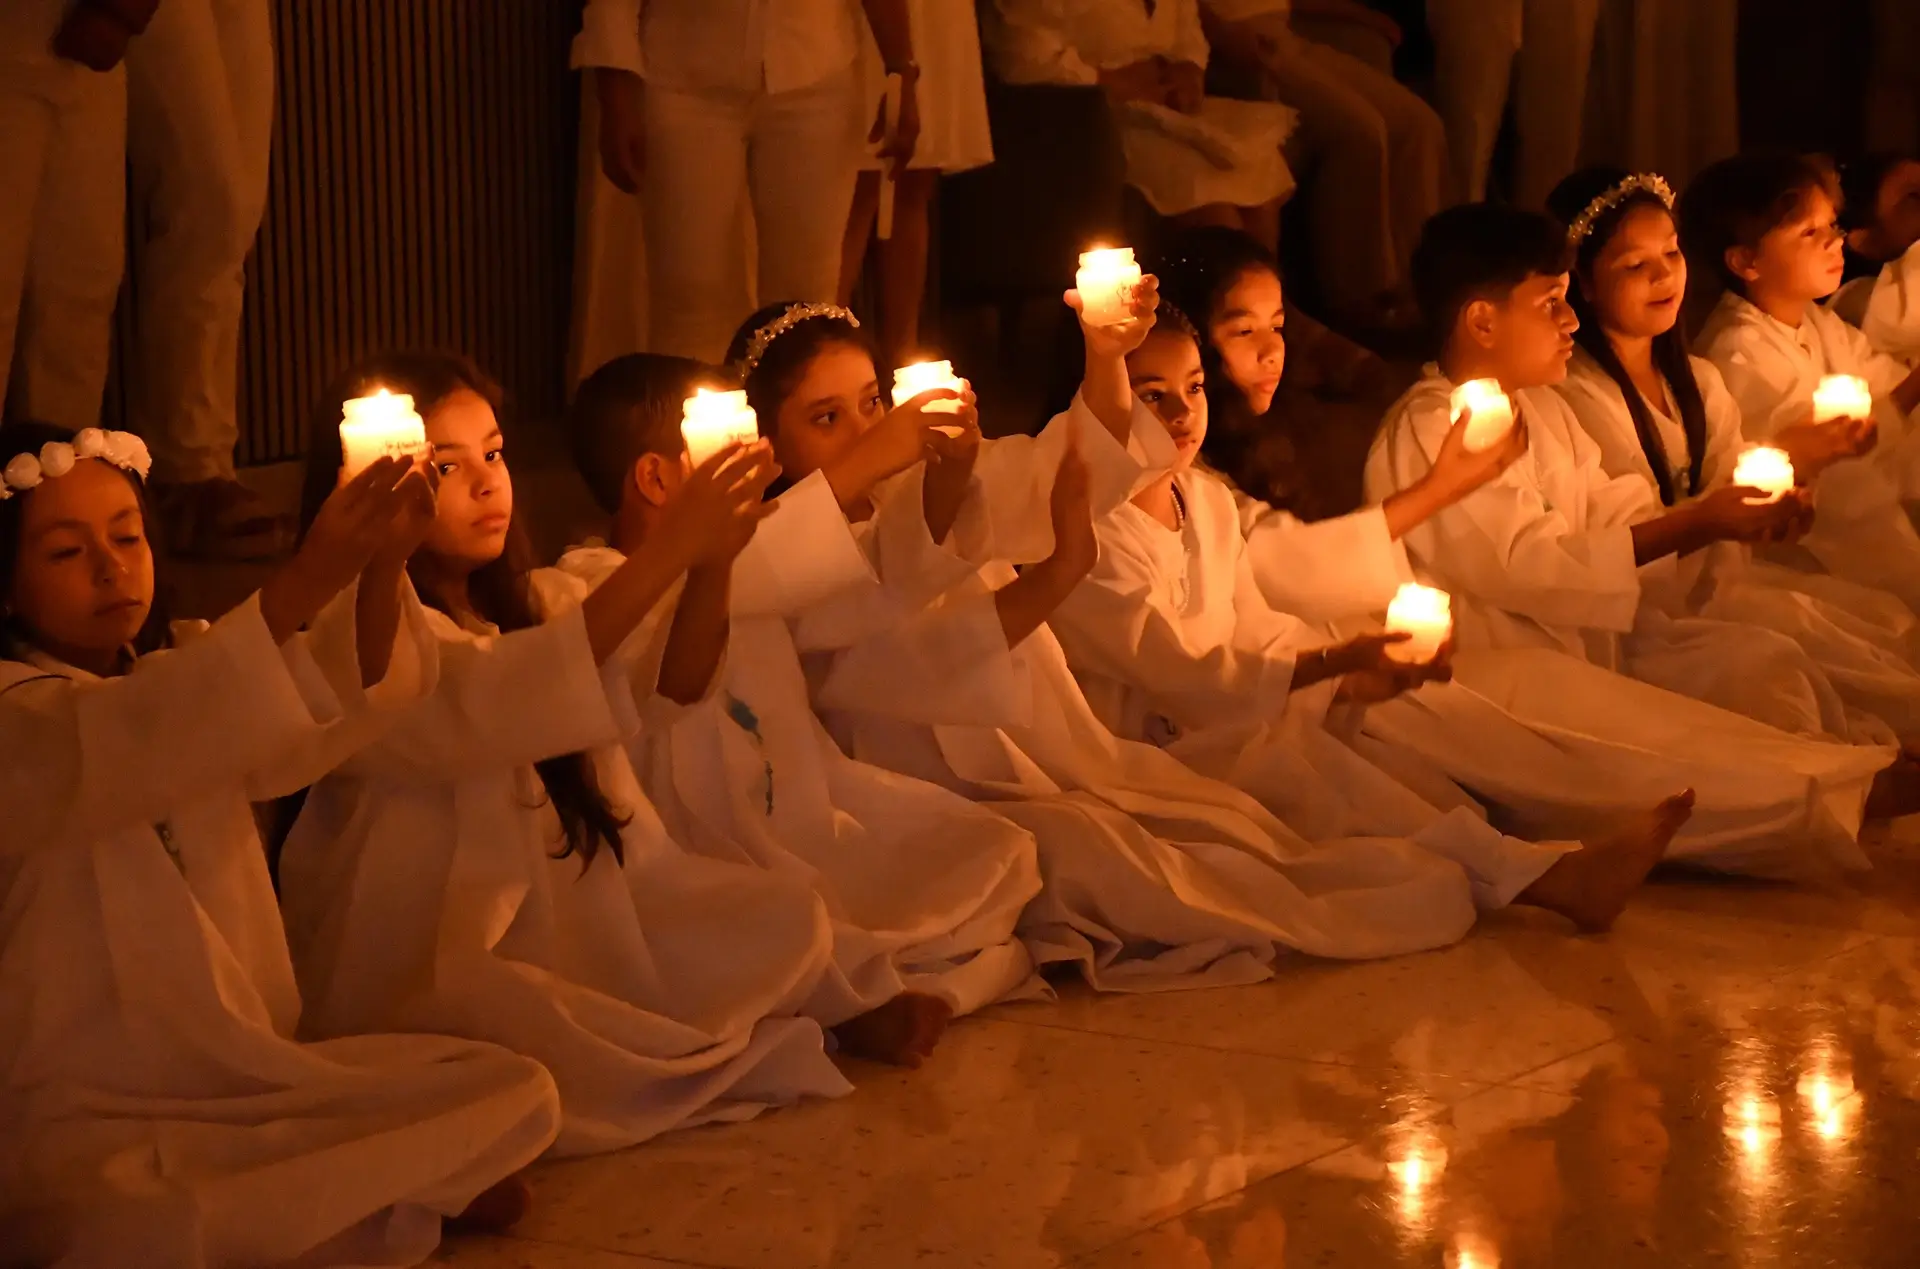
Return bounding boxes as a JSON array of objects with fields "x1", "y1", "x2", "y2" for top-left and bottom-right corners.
[
  {"x1": 892, "y1": 360, "x2": 971, "y2": 435},
  {"x1": 339, "y1": 389, "x2": 428, "y2": 479},
  {"x1": 681, "y1": 388, "x2": 761, "y2": 467},
  {"x1": 1730, "y1": 445, "x2": 1795, "y2": 503},
  {"x1": 1383, "y1": 583, "x2": 1452, "y2": 664},
  {"x1": 1075, "y1": 247, "x2": 1144, "y2": 327},
  {"x1": 1448, "y1": 379, "x2": 1517, "y2": 454}
]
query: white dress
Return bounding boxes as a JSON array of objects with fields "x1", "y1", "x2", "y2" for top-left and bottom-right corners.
[
  {"x1": 1558, "y1": 348, "x2": 1920, "y2": 740},
  {"x1": 278, "y1": 593, "x2": 851, "y2": 1161},
  {"x1": 857, "y1": 0, "x2": 995, "y2": 174},
  {"x1": 1830, "y1": 239, "x2": 1920, "y2": 366},
  {"x1": 1696, "y1": 291, "x2": 1920, "y2": 609},
  {"x1": 0, "y1": 595, "x2": 561, "y2": 1269},
  {"x1": 1364, "y1": 367, "x2": 1894, "y2": 875},
  {"x1": 982, "y1": 0, "x2": 1297, "y2": 215},
  {"x1": 555, "y1": 472, "x2": 1044, "y2": 1024}
]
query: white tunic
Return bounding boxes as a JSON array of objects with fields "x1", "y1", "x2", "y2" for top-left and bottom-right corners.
[
  {"x1": 1695, "y1": 291, "x2": 1920, "y2": 607},
  {"x1": 982, "y1": 0, "x2": 1297, "y2": 215},
  {"x1": 1830, "y1": 240, "x2": 1920, "y2": 366},
  {"x1": 1558, "y1": 348, "x2": 1920, "y2": 741},
  {"x1": 557, "y1": 492, "x2": 1045, "y2": 1025},
  {"x1": 0, "y1": 595, "x2": 562, "y2": 1269},
  {"x1": 278, "y1": 592, "x2": 851, "y2": 1160}
]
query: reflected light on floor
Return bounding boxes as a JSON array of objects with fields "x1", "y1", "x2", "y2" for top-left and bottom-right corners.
[
  {"x1": 1386, "y1": 1125, "x2": 1448, "y2": 1228},
  {"x1": 1797, "y1": 1042, "x2": 1859, "y2": 1147},
  {"x1": 1449, "y1": 1230, "x2": 1501, "y2": 1269}
]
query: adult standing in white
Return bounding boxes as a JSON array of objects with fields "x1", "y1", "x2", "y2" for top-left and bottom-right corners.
[
  {"x1": 575, "y1": 0, "x2": 919, "y2": 364},
  {"x1": 0, "y1": 0, "x2": 139, "y2": 434},
  {"x1": 124, "y1": 0, "x2": 286, "y2": 558},
  {"x1": 1424, "y1": 0, "x2": 1600, "y2": 207}
]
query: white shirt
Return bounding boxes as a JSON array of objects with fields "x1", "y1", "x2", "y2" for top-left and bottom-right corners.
[{"x1": 574, "y1": 0, "x2": 863, "y2": 95}]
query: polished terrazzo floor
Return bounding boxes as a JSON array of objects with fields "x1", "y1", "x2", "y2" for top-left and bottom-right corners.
[{"x1": 429, "y1": 826, "x2": 1920, "y2": 1269}]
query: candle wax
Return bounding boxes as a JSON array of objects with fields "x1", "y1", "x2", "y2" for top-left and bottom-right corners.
[
  {"x1": 1731, "y1": 446, "x2": 1794, "y2": 502},
  {"x1": 1811, "y1": 374, "x2": 1872, "y2": 424},
  {"x1": 681, "y1": 388, "x2": 761, "y2": 466},
  {"x1": 1076, "y1": 247, "x2": 1143, "y2": 327},
  {"x1": 339, "y1": 390, "x2": 428, "y2": 477},
  {"x1": 892, "y1": 360, "x2": 967, "y2": 415},
  {"x1": 1383, "y1": 583, "x2": 1452, "y2": 664},
  {"x1": 1448, "y1": 379, "x2": 1516, "y2": 454}
]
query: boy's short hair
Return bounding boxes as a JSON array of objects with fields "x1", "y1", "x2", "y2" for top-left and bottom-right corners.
[
  {"x1": 568, "y1": 354, "x2": 729, "y2": 515},
  {"x1": 1410, "y1": 203, "x2": 1571, "y2": 352},
  {"x1": 1677, "y1": 152, "x2": 1839, "y2": 296}
]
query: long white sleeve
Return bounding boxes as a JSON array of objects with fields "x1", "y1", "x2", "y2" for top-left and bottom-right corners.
[
  {"x1": 731, "y1": 470, "x2": 875, "y2": 618},
  {"x1": 1861, "y1": 241, "x2": 1920, "y2": 365},
  {"x1": 0, "y1": 597, "x2": 329, "y2": 854},
  {"x1": 1237, "y1": 498, "x2": 1411, "y2": 622},
  {"x1": 572, "y1": 0, "x2": 644, "y2": 74}
]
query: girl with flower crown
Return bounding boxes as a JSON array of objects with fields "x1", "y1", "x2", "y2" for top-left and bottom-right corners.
[
  {"x1": 276, "y1": 352, "x2": 857, "y2": 1161},
  {"x1": 0, "y1": 422, "x2": 563, "y2": 1266},
  {"x1": 1551, "y1": 166, "x2": 1920, "y2": 749}
]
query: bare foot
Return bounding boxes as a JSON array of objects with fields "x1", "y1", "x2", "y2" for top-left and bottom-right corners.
[
  {"x1": 1867, "y1": 752, "x2": 1920, "y2": 819},
  {"x1": 1517, "y1": 790, "x2": 1696, "y2": 933},
  {"x1": 446, "y1": 1173, "x2": 532, "y2": 1235},
  {"x1": 831, "y1": 991, "x2": 953, "y2": 1068}
]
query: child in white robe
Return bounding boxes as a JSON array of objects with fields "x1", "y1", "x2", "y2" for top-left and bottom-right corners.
[
  {"x1": 557, "y1": 350, "x2": 1047, "y2": 1067},
  {"x1": 1366, "y1": 203, "x2": 1919, "y2": 862},
  {"x1": 1548, "y1": 165, "x2": 1920, "y2": 744},
  {"x1": 1831, "y1": 154, "x2": 1920, "y2": 361},
  {"x1": 1683, "y1": 152, "x2": 1920, "y2": 610},
  {"x1": 0, "y1": 422, "x2": 560, "y2": 1267},
  {"x1": 278, "y1": 353, "x2": 853, "y2": 1158}
]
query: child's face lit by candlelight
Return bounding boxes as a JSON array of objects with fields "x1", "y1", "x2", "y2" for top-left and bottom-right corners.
[
  {"x1": 1585, "y1": 204, "x2": 1686, "y2": 340},
  {"x1": 423, "y1": 388, "x2": 514, "y2": 570},
  {"x1": 7, "y1": 459, "x2": 154, "y2": 664},
  {"x1": 1126, "y1": 327, "x2": 1209, "y2": 468},
  {"x1": 768, "y1": 343, "x2": 885, "y2": 481},
  {"x1": 1457, "y1": 271, "x2": 1579, "y2": 390},
  {"x1": 1207, "y1": 265, "x2": 1287, "y2": 415},
  {"x1": 1733, "y1": 185, "x2": 1846, "y2": 304}
]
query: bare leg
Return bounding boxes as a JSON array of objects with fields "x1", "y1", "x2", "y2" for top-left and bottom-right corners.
[
  {"x1": 838, "y1": 169, "x2": 881, "y2": 306},
  {"x1": 874, "y1": 168, "x2": 939, "y2": 365},
  {"x1": 831, "y1": 990, "x2": 953, "y2": 1068},
  {"x1": 1516, "y1": 790, "x2": 1696, "y2": 933}
]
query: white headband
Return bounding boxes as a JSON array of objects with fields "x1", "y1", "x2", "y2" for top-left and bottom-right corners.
[
  {"x1": 1566, "y1": 173, "x2": 1675, "y2": 247},
  {"x1": 736, "y1": 302, "x2": 859, "y2": 378},
  {"x1": 0, "y1": 428, "x2": 153, "y2": 501}
]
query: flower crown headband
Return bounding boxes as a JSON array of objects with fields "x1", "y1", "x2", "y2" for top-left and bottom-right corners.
[
  {"x1": 1566, "y1": 173, "x2": 1675, "y2": 247},
  {"x1": 0, "y1": 428, "x2": 153, "y2": 501},
  {"x1": 736, "y1": 302, "x2": 860, "y2": 378}
]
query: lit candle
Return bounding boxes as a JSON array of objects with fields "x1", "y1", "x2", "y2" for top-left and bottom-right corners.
[
  {"x1": 1731, "y1": 446, "x2": 1794, "y2": 502},
  {"x1": 1384, "y1": 583, "x2": 1452, "y2": 664},
  {"x1": 1076, "y1": 246, "x2": 1143, "y2": 327},
  {"x1": 1448, "y1": 379, "x2": 1516, "y2": 453},
  {"x1": 1812, "y1": 374, "x2": 1872, "y2": 424},
  {"x1": 892, "y1": 359, "x2": 966, "y2": 414},
  {"x1": 680, "y1": 388, "x2": 760, "y2": 466},
  {"x1": 339, "y1": 389, "x2": 427, "y2": 477}
]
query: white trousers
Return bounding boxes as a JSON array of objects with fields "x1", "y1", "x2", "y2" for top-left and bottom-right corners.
[
  {"x1": 126, "y1": 0, "x2": 274, "y2": 482},
  {"x1": 1425, "y1": 0, "x2": 1601, "y2": 207},
  {"x1": 642, "y1": 69, "x2": 864, "y2": 362},
  {"x1": 0, "y1": 24, "x2": 125, "y2": 431}
]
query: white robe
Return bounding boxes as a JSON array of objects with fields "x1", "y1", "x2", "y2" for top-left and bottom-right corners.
[
  {"x1": 1364, "y1": 366, "x2": 1893, "y2": 875},
  {"x1": 556, "y1": 479, "x2": 1045, "y2": 1024},
  {"x1": 278, "y1": 591, "x2": 851, "y2": 1160},
  {"x1": 1558, "y1": 348, "x2": 1920, "y2": 741},
  {"x1": 1830, "y1": 240, "x2": 1920, "y2": 367},
  {"x1": 1695, "y1": 291, "x2": 1920, "y2": 608},
  {"x1": 0, "y1": 594, "x2": 561, "y2": 1269}
]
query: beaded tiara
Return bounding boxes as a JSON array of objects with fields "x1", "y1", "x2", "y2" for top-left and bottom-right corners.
[
  {"x1": 736, "y1": 302, "x2": 860, "y2": 378},
  {"x1": 1566, "y1": 173, "x2": 1675, "y2": 246},
  {"x1": 0, "y1": 428, "x2": 152, "y2": 501}
]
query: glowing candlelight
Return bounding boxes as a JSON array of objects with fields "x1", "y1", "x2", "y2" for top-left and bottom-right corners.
[
  {"x1": 339, "y1": 389, "x2": 427, "y2": 478},
  {"x1": 1076, "y1": 246, "x2": 1143, "y2": 327},
  {"x1": 1384, "y1": 583, "x2": 1452, "y2": 664},
  {"x1": 1731, "y1": 446, "x2": 1794, "y2": 502},
  {"x1": 680, "y1": 388, "x2": 760, "y2": 466},
  {"x1": 1812, "y1": 374, "x2": 1872, "y2": 424},
  {"x1": 1448, "y1": 379, "x2": 1516, "y2": 453},
  {"x1": 892, "y1": 360, "x2": 967, "y2": 414}
]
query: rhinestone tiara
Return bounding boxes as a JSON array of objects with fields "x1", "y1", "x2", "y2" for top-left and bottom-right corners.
[
  {"x1": 1566, "y1": 173, "x2": 1675, "y2": 247},
  {"x1": 737, "y1": 302, "x2": 860, "y2": 378}
]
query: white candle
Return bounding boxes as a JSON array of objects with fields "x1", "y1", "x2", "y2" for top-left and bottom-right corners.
[
  {"x1": 1811, "y1": 374, "x2": 1872, "y2": 424},
  {"x1": 1448, "y1": 379, "x2": 1516, "y2": 454},
  {"x1": 1383, "y1": 583, "x2": 1452, "y2": 664},
  {"x1": 339, "y1": 389, "x2": 427, "y2": 477},
  {"x1": 680, "y1": 388, "x2": 760, "y2": 466},
  {"x1": 892, "y1": 360, "x2": 966, "y2": 414},
  {"x1": 1731, "y1": 445, "x2": 1795, "y2": 502},
  {"x1": 1076, "y1": 246, "x2": 1143, "y2": 327}
]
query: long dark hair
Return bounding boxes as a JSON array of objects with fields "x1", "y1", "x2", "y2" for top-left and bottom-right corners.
[
  {"x1": 0, "y1": 421, "x2": 173, "y2": 665},
  {"x1": 300, "y1": 351, "x2": 631, "y2": 869},
  {"x1": 1548, "y1": 168, "x2": 1708, "y2": 506}
]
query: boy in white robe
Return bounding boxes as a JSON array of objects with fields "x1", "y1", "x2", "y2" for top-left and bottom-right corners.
[
  {"x1": 1683, "y1": 152, "x2": 1920, "y2": 611},
  {"x1": 555, "y1": 351, "x2": 1048, "y2": 1067},
  {"x1": 279, "y1": 354, "x2": 854, "y2": 1158},
  {"x1": 0, "y1": 426, "x2": 560, "y2": 1267}
]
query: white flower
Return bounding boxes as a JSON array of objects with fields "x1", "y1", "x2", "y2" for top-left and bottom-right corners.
[
  {"x1": 38, "y1": 442, "x2": 75, "y2": 478},
  {"x1": 103, "y1": 431, "x2": 153, "y2": 480},
  {"x1": 4, "y1": 453, "x2": 43, "y2": 492},
  {"x1": 72, "y1": 428, "x2": 108, "y2": 459}
]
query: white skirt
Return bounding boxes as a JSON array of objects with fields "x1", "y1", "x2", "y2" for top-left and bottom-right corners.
[{"x1": 857, "y1": 0, "x2": 994, "y2": 174}]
